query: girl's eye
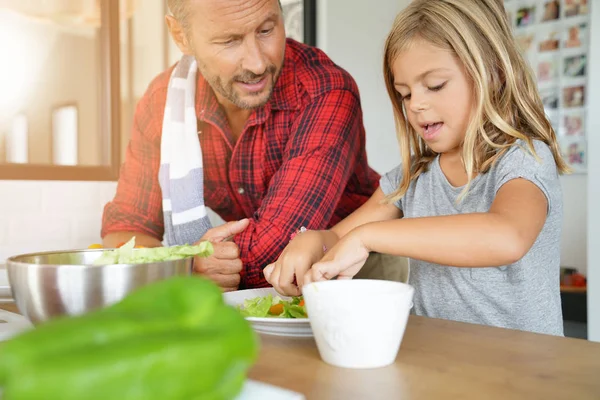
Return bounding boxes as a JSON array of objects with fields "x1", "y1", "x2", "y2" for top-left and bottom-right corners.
[
  {"x1": 401, "y1": 93, "x2": 411, "y2": 101},
  {"x1": 428, "y1": 82, "x2": 446, "y2": 92}
]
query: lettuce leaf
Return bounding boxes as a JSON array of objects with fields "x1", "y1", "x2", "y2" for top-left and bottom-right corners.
[
  {"x1": 92, "y1": 237, "x2": 213, "y2": 265},
  {"x1": 238, "y1": 294, "x2": 273, "y2": 318}
]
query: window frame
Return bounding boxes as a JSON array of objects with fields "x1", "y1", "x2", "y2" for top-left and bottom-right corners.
[{"x1": 0, "y1": 0, "x2": 122, "y2": 181}]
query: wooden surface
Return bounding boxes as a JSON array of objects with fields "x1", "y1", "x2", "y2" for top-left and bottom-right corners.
[
  {"x1": 249, "y1": 316, "x2": 600, "y2": 400},
  {"x1": 2, "y1": 303, "x2": 599, "y2": 399},
  {"x1": 0, "y1": 303, "x2": 18, "y2": 313}
]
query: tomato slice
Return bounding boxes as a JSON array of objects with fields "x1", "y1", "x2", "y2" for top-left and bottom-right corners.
[{"x1": 269, "y1": 303, "x2": 284, "y2": 315}]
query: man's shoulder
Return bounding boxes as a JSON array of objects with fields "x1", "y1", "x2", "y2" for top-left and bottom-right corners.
[
  {"x1": 287, "y1": 39, "x2": 360, "y2": 101},
  {"x1": 131, "y1": 64, "x2": 177, "y2": 140},
  {"x1": 142, "y1": 63, "x2": 177, "y2": 103}
]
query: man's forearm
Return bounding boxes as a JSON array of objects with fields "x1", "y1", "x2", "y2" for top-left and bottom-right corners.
[{"x1": 102, "y1": 232, "x2": 163, "y2": 248}]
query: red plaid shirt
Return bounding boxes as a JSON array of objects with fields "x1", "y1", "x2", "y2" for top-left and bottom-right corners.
[{"x1": 102, "y1": 39, "x2": 380, "y2": 288}]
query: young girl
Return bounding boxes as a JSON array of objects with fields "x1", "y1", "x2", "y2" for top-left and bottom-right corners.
[{"x1": 263, "y1": 0, "x2": 569, "y2": 336}]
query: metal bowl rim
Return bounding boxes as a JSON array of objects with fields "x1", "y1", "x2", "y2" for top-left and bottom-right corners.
[{"x1": 6, "y1": 248, "x2": 194, "y2": 268}]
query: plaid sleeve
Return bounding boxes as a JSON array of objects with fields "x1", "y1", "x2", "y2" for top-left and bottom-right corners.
[
  {"x1": 100, "y1": 87, "x2": 166, "y2": 241},
  {"x1": 235, "y1": 89, "x2": 363, "y2": 288}
]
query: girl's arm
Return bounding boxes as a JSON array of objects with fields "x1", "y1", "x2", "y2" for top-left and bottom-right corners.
[
  {"x1": 305, "y1": 187, "x2": 404, "y2": 256},
  {"x1": 264, "y1": 187, "x2": 401, "y2": 295},
  {"x1": 304, "y1": 178, "x2": 549, "y2": 284},
  {"x1": 332, "y1": 187, "x2": 404, "y2": 238},
  {"x1": 357, "y1": 178, "x2": 548, "y2": 267}
]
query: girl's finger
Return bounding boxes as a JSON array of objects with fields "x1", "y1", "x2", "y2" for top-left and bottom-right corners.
[
  {"x1": 263, "y1": 263, "x2": 275, "y2": 281},
  {"x1": 303, "y1": 270, "x2": 314, "y2": 286},
  {"x1": 269, "y1": 265, "x2": 283, "y2": 294},
  {"x1": 311, "y1": 261, "x2": 340, "y2": 282},
  {"x1": 278, "y1": 260, "x2": 301, "y2": 296}
]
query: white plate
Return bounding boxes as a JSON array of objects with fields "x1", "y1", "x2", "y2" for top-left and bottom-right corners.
[
  {"x1": 0, "y1": 309, "x2": 32, "y2": 342},
  {"x1": 0, "y1": 267, "x2": 12, "y2": 301},
  {"x1": 0, "y1": 379, "x2": 304, "y2": 400},
  {"x1": 223, "y1": 288, "x2": 312, "y2": 338},
  {"x1": 237, "y1": 379, "x2": 304, "y2": 400}
]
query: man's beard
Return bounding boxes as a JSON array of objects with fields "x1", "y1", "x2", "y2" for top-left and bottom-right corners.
[{"x1": 200, "y1": 63, "x2": 281, "y2": 110}]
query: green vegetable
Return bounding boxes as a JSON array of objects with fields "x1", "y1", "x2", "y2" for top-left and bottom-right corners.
[
  {"x1": 92, "y1": 237, "x2": 213, "y2": 265},
  {"x1": 0, "y1": 276, "x2": 223, "y2": 383},
  {"x1": 0, "y1": 277, "x2": 259, "y2": 400},
  {"x1": 239, "y1": 294, "x2": 274, "y2": 318},
  {"x1": 238, "y1": 294, "x2": 307, "y2": 318}
]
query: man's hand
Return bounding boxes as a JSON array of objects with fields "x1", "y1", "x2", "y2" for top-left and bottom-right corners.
[{"x1": 193, "y1": 219, "x2": 250, "y2": 292}]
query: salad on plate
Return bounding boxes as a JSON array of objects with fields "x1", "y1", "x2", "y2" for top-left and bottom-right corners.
[{"x1": 237, "y1": 294, "x2": 307, "y2": 319}]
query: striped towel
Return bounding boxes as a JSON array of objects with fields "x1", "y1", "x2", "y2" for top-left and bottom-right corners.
[{"x1": 158, "y1": 55, "x2": 213, "y2": 246}]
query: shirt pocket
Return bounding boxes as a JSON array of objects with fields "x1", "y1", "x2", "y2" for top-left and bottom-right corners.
[{"x1": 470, "y1": 264, "x2": 526, "y2": 283}]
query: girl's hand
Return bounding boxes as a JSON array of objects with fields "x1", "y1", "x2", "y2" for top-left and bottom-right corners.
[
  {"x1": 304, "y1": 230, "x2": 370, "y2": 285},
  {"x1": 264, "y1": 230, "x2": 331, "y2": 296}
]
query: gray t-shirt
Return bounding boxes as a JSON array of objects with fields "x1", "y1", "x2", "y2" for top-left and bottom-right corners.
[{"x1": 380, "y1": 140, "x2": 564, "y2": 336}]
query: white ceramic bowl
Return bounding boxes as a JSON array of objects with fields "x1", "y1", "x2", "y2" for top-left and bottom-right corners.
[{"x1": 302, "y1": 279, "x2": 414, "y2": 369}]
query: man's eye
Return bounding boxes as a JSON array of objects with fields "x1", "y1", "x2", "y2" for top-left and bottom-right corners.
[
  {"x1": 218, "y1": 38, "x2": 237, "y2": 45},
  {"x1": 260, "y1": 28, "x2": 274, "y2": 35}
]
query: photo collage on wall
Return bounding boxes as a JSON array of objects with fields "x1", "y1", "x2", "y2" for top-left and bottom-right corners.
[{"x1": 504, "y1": 0, "x2": 591, "y2": 173}]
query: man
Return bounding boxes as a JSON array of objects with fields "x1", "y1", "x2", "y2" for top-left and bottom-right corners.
[{"x1": 101, "y1": 0, "x2": 380, "y2": 290}]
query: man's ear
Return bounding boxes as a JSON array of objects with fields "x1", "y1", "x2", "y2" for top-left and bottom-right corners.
[{"x1": 165, "y1": 15, "x2": 193, "y2": 55}]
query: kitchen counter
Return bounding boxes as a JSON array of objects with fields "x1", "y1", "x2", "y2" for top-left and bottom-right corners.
[{"x1": 2, "y1": 303, "x2": 599, "y2": 399}]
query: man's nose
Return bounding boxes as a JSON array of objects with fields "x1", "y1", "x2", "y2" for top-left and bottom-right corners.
[{"x1": 241, "y1": 37, "x2": 267, "y2": 76}]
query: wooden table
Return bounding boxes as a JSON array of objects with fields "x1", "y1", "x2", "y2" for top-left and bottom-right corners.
[
  {"x1": 2, "y1": 303, "x2": 599, "y2": 399},
  {"x1": 0, "y1": 303, "x2": 18, "y2": 314},
  {"x1": 249, "y1": 316, "x2": 600, "y2": 400}
]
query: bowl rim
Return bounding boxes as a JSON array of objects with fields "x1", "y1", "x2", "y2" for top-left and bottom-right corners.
[
  {"x1": 6, "y1": 248, "x2": 195, "y2": 268},
  {"x1": 301, "y1": 278, "x2": 415, "y2": 295}
]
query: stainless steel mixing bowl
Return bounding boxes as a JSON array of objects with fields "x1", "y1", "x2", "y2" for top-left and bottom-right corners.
[{"x1": 6, "y1": 249, "x2": 193, "y2": 324}]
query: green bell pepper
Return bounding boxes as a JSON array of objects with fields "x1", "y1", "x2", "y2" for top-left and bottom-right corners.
[
  {"x1": 0, "y1": 276, "x2": 259, "y2": 400},
  {"x1": 0, "y1": 276, "x2": 224, "y2": 384}
]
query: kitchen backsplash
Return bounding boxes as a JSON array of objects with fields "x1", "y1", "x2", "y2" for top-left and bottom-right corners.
[{"x1": 0, "y1": 180, "x2": 117, "y2": 262}]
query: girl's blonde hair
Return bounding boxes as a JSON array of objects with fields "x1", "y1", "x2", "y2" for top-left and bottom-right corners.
[{"x1": 383, "y1": 0, "x2": 569, "y2": 203}]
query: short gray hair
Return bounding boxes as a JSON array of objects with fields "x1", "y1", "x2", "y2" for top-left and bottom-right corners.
[
  {"x1": 167, "y1": 0, "x2": 282, "y2": 25},
  {"x1": 167, "y1": 0, "x2": 188, "y2": 21}
]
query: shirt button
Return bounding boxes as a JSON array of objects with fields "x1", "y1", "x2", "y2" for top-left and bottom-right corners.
[{"x1": 237, "y1": 187, "x2": 245, "y2": 195}]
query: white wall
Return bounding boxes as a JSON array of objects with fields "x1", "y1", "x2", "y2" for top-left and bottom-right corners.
[
  {"x1": 317, "y1": 0, "x2": 406, "y2": 175},
  {"x1": 586, "y1": 1, "x2": 600, "y2": 342},
  {"x1": 0, "y1": 181, "x2": 117, "y2": 263}
]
